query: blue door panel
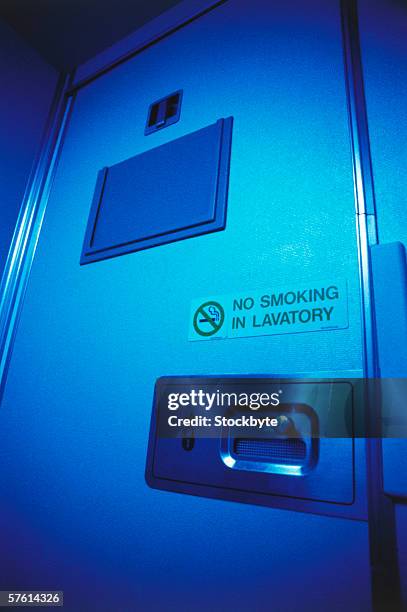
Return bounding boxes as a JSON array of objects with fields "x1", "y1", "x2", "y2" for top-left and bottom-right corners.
[{"x1": 0, "y1": 1, "x2": 371, "y2": 610}]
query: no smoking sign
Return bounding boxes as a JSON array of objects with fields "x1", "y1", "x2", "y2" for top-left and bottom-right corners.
[{"x1": 190, "y1": 300, "x2": 226, "y2": 340}]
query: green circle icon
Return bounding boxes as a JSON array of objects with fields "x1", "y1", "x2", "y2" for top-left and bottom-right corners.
[{"x1": 193, "y1": 301, "x2": 225, "y2": 337}]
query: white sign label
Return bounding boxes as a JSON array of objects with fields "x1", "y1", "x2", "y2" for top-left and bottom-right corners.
[{"x1": 189, "y1": 280, "x2": 349, "y2": 341}]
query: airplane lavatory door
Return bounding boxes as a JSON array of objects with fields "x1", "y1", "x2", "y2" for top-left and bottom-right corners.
[{"x1": 0, "y1": 0, "x2": 372, "y2": 611}]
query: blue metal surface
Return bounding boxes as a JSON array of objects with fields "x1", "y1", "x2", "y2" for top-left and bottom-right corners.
[
  {"x1": 370, "y1": 243, "x2": 407, "y2": 379},
  {"x1": 81, "y1": 118, "x2": 232, "y2": 263},
  {"x1": 0, "y1": 20, "x2": 57, "y2": 276},
  {"x1": 341, "y1": 2, "x2": 402, "y2": 609},
  {"x1": 359, "y1": 2, "x2": 407, "y2": 608},
  {"x1": 370, "y1": 244, "x2": 407, "y2": 499},
  {"x1": 0, "y1": 77, "x2": 72, "y2": 400},
  {"x1": 72, "y1": 0, "x2": 228, "y2": 90},
  {"x1": 0, "y1": 1, "x2": 374, "y2": 610},
  {"x1": 147, "y1": 376, "x2": 358, "y2": 511}
]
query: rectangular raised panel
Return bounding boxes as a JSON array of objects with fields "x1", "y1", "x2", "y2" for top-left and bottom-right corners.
[{"x1": 81, "y1": 118, "x2": 233, "y2": 264}]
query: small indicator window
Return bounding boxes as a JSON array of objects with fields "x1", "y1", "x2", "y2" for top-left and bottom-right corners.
[{"x1": 145, "y1": 90, "x2": 183, "y2": 135}]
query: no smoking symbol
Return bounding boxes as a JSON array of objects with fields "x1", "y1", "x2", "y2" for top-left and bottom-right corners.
[{"x1": 193, "y1": 301, "x2": 225, "y2": 337}]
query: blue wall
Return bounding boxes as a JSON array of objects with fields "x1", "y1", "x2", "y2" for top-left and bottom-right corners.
[{"x1": 0, "y1": 19, "x2": 57, "y2": 278}]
